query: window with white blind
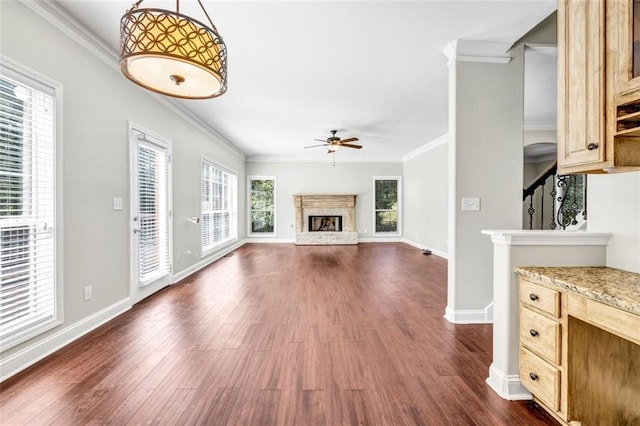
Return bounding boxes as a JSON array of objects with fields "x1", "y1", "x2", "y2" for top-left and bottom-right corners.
[
  {"x1": 201, "y1": 159, "x2": 237, "y2": 254},
  {"x1": 374, "y1": 177, "x2": 401, "y2": 235},
  {"x1": 1, "y1": 59, "x2": 61, "y2": 350},
  {"x1": 248, "y1": 176, "x2": 275, "y2": 235}
]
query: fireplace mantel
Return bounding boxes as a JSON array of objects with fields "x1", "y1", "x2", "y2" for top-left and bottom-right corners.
[{"x1": 293, "y1": 194, "x2": 358, "y2": 245}]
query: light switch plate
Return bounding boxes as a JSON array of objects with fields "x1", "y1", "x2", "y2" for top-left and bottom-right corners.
[
  {"x1": 113, "y1": 197, "x2": 123, "y2": 211},
  {"x1": 461, "y1": 197, "x2": 480, "y2": 212}
]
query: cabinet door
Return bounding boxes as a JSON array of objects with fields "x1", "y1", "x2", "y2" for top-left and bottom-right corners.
[
  {"x1": 557, "y1": 0, "x2": 606, "y2": 172},
  {"x1": 610, "y1": 0, "x2": 640, "y2": 98},
  {"x1": 608, "y1": 0, "x2": 640, "y2": 151}
]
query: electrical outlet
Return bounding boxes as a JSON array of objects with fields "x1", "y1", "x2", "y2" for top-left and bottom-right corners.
[
  {"x1": 84, "y1": 286, "x2": 92, "y2": 301},
  {"x1": 461, "y1": 197, "x2": 481, "y2": 212},
  {"x1": 112, "y1": 197, "x2": 123, "y2": 211}
]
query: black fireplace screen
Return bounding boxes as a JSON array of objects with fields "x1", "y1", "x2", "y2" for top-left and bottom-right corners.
[{"x1": 309, "y1": 215, "x2": 342, "y2": 232}]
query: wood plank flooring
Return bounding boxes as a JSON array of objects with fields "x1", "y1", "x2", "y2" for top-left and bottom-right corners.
[{"x1": 0, "y1": 243, "x2": 558, "y2": 425}]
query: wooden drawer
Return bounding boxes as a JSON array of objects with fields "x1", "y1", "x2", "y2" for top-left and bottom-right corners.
[
  {"x1": 519, "y1": 279, "x2": 560, "y2": 318},
  {"x1": 520, "y1": 306, "x2": 562, "y2": 365},
  {"x1": 520, "y1": 346, "x2": 561, "y2": 412}
]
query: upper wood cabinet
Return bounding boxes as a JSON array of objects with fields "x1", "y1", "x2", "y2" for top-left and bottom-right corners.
[
  {"x1": 609, "y1": 0, "x2": 640, "y2": 100},
  {"x1": 558, "y1": 0, "x2": 640, "y2": 174}
]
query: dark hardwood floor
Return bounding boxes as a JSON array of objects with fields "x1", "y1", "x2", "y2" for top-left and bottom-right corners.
[{"x1": 0, "y1": 243, "x2": 557, "y2": 425}]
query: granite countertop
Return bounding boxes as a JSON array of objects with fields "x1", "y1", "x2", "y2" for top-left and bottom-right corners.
[{"x1": 515, "y1": 266, "x2": 640, "y2": 315}]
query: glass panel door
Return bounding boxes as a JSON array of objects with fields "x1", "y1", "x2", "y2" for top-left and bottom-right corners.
[{"x1": 129, "y1": 126, "x2": 172, "y2": 304}]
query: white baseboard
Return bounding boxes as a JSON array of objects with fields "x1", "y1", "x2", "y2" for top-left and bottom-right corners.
[
  {"x1": 173, "y1": 240, "x2": 246, "y2": 283},
  {"x1": 401, "y1": 238, "x2": 448, "y2": 259},
  {"x1": 486, "y1": 363, "x2": 532, "y2": 400},
  {"x1": 244, "y1": 238, "x2": 295, "y2": 244},
  {"x1": 443, "y1": 304, "x2": 493, "y2": 324},
  {"x1": 484, "y1": 302, "x2": 494, "y2": 322},
  {"x1": 357, "y1": 237, "x2": 403, "y2": 243},
  {"x1": 1, "y1": 298, "x2": 131, "y2": 382}
]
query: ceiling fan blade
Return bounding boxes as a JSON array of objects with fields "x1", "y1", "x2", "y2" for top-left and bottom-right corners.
[
  {"x1": 313, "y1": 139, "x2": 328, "y2": 142},
  {"x1": 340, "y1": 143, "x2": 363, "y2": 149},
  {"x1": 304, "y1": 144, "x2": 328, "y2": 149},
  {"x1": 339, "y1": 137, "x2": 359, "y2": 143}
]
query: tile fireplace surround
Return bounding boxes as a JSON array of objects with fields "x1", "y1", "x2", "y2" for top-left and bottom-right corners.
[{"x1": 293, "y1": 194, "x2": 358, "y2": 245}]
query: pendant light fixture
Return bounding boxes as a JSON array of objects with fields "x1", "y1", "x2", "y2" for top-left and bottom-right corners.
[{"x1": 119, "y1": 0, "x2": 227, "y2": 99}]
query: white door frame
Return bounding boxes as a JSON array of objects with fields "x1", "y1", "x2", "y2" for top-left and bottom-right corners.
[{"x1": 129, "y1": 122, "x2": 173, "y2": 304}]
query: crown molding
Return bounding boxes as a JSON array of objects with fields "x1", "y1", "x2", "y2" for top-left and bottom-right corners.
[
  {"x1": 402, "y1": 133, "x2": 448, "y2": 162},
  {"x1": 17, "y1": 0, "x2": 118, "y2": 65},
  {"x1": 246, "y1": 155, "x2": 403, "y2": 163},
  {"x1": 443, "y1": 39, "x2": 513, "y2": 67},
  {"x1": 16, "y1": 0, "x2": 246, "y2": 160}
]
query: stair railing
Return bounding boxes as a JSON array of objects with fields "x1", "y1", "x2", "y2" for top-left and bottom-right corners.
[{"x1": 523, "y1": 160, "x2": 587, "y2": 230}]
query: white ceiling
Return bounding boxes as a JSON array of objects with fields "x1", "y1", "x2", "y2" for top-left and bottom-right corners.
[{"x1": 55, "y1": 0, "x2": 557, "y2": 162}]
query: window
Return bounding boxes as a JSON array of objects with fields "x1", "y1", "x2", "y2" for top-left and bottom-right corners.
[
  {"x1": 374, "y1": 177, "x2": 401, "y2": 234},
  {"x1": 248, "y1": 176, "x2": 275, "y2": 235},
  {"x1": 201, "y1": 159, "x2": 237, "y2": 254},
  {"x1": 0, "y1": 59, "x2": 61, "y2": 350}
]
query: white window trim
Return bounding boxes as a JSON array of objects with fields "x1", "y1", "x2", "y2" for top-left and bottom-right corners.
[
  {"x1": 373, "y1": 176, "x2": 402, "y2": 236},
  {"x1": 200, "y1": 156, "x2": 238, "y2": 257},
  {"x1": 0, "y1": 55, "x2": 64, "y2": 350},
  {"x1": 247, "y1": 175, "x2": 276, "y2": 237}
]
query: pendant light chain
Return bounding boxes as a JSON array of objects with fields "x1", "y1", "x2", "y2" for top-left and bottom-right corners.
[{"x1": 197, "y1": 0, "x2": 219, "y2": 32}]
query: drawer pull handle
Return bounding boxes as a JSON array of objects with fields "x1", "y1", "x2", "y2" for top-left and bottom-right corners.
[
  {"x1": 587, "y1": 143, "x2": 598, "y2": 150},
  {"x1": 529, "y1": 372, "x2": 538, "y2": 381},
  {"x1": 529, "y1": 293, "x2": 538, "y2": 301},
  {"x1": 529, "y1": 329, "x2": 539, "y2": 337}
]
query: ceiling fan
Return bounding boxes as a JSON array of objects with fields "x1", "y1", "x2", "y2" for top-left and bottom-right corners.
[{"x1": 304, "y1": 130, "x2": 363, "y2": 153}]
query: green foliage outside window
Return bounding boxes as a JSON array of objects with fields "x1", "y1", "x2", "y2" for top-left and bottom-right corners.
[
  {"x1": 375, "y1": 179, "x2": 398, "y2": 233},
  {"x1": 250, "y1": 179, "x2": 274, "y2": 233}
]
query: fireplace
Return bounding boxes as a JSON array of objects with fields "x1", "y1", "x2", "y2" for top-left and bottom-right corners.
[
  {"x1": 309, "y1": 215, "x2": 342, "y2": 232},
  {"x1": 293, "y1": 194, "x2": 358, "y2": 245}
]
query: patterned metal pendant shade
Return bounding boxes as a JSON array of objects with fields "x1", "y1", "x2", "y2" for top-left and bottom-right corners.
[{"x1": 119, "y1": 1, "x2": 227, "y2": 99}]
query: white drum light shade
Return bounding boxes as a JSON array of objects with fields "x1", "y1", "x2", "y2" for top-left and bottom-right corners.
[{"x1": 120, "y1": 5, "x2": 227, "y2": 99}]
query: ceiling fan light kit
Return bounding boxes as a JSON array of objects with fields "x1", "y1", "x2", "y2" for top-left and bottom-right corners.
[{"x1": 119, "y1": 0, "x2": 227, "y2": 99}]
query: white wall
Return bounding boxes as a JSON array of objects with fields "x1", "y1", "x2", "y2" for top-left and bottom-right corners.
[
  {"x1": 446, "y1": 44, "x2": 525, "y2": 322},
  {"x1": 246, "y1": 161, "x2": 402, "y2": 241},
  {"x1": 1, "y1": 1, "x2": 245, "y2": 370},
  {"x1": 402, "y1": 138, "x2": 449, "y2": 256},
  {"x1": 524, "y1": 130, "x2": 557, "y2": 146},
  {"x1": 588, "y1": 172, "x2": 640, "y2": 273}
]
